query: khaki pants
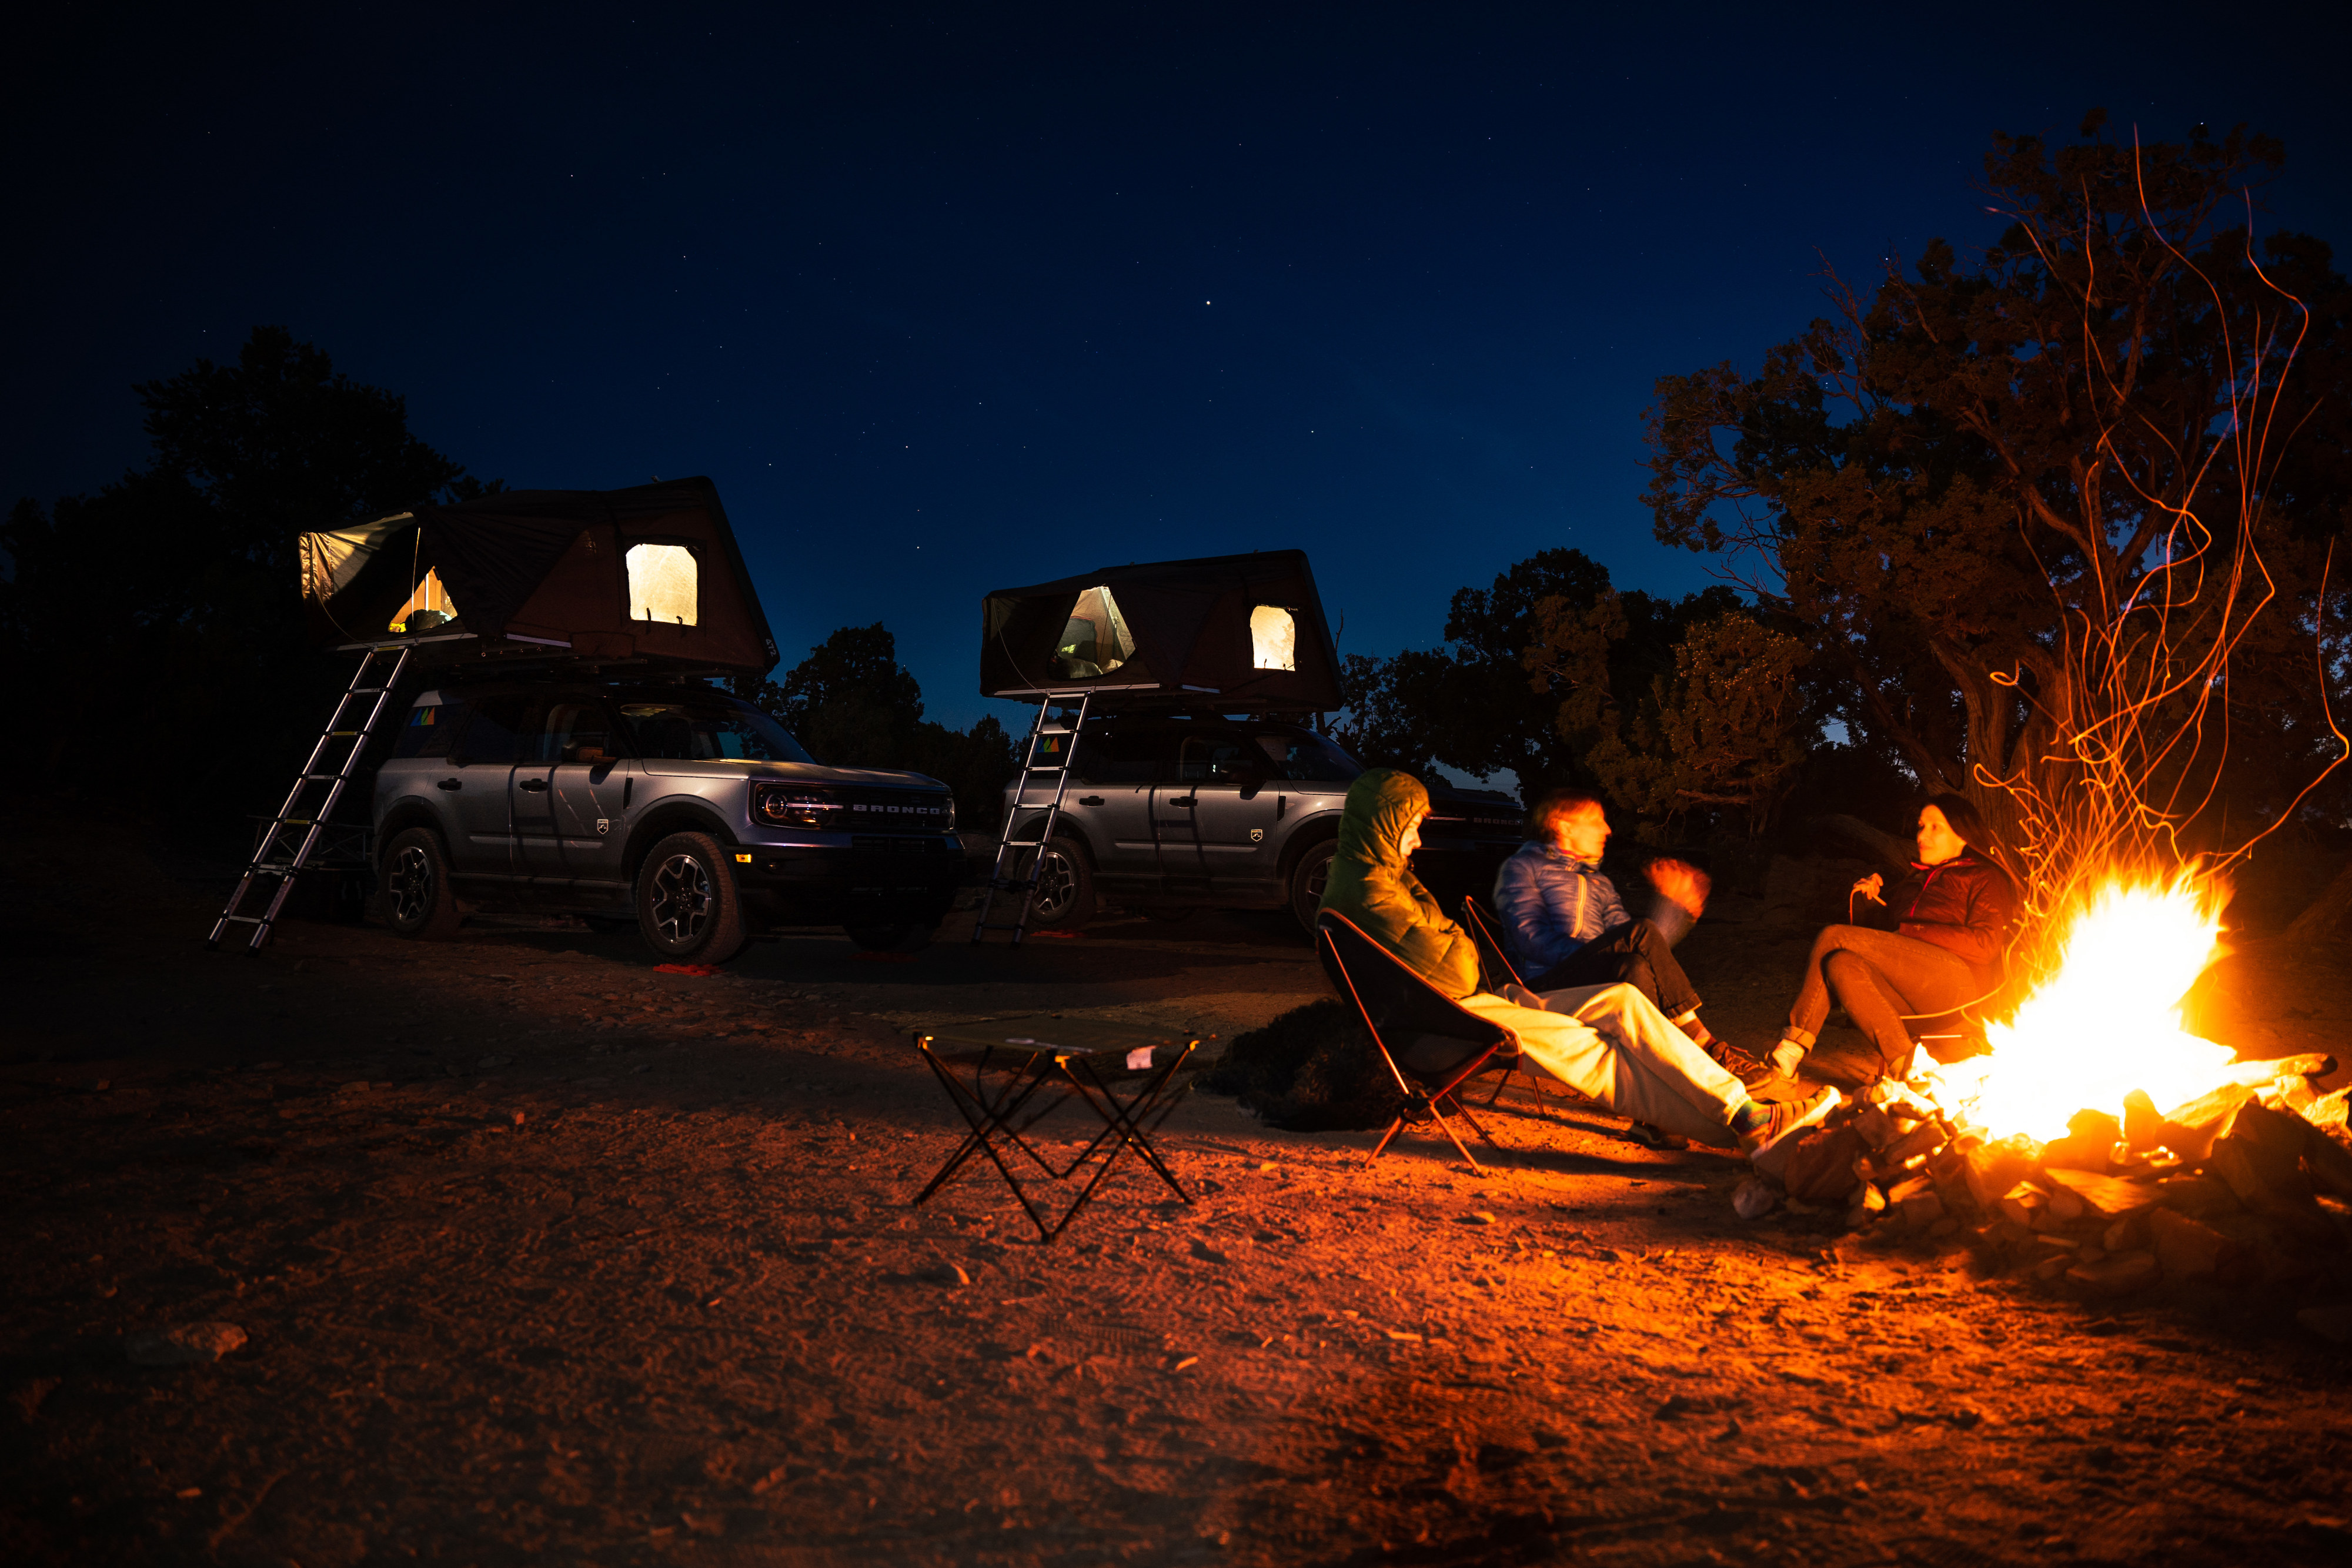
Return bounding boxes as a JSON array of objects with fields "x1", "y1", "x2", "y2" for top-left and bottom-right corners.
[{"x1": 1458, "y1": 982, "x2": 1745, "y2": 1148}]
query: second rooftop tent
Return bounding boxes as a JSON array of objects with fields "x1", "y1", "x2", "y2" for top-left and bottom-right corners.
[
  {"x1": 296, "y1": 477, "x2": 780, "y2": 675},
  {"x1": 979, "y1": 549, "x2": 1343, "y2": 710}
]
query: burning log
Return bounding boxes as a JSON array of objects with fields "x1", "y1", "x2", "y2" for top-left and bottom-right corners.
[{"x1": 1736, "y1": 1050, "x2": 2352, "y2": 1319}]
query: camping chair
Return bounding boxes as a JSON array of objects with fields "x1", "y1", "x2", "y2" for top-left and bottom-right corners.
[{"x1": 1314, "y1": 910, "x2": 1520, "y2": 1172}]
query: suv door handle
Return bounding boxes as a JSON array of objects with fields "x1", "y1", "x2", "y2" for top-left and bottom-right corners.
[
  {"x1": 436, "y1": 778, "x2": 463, "y2": 791},
  {"x1": 1077, "y1": 796, "x2": 1104, "y2": 806},
  {"x1": 517, "y1": 778, "x2": 550, "y2": 793},
  {"x1": 1167, "y1": 797, "x2": 1195, "y2": 807}
]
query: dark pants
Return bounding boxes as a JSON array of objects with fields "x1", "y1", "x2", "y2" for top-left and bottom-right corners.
[
  {"x1": 1528, "y1": 920, "x2": 1701, "y2": 1021},
  {"x1": 1785, "y1": 924, "x2": 1984, "y2": 1075}
]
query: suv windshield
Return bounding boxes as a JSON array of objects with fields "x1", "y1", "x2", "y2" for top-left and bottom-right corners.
[
  {"x1": 1253, "y1": 730, "x2": 1362, "y2": 783},
  {"x1": 619, "y1": 698, "x2": 814, "y2": 763}
]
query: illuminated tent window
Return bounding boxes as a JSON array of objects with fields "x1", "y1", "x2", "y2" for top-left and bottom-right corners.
[
  {"x1": 628, "y1": 543, "x2": 699, "y2": 626},
  {"x1": 1250, "y1": 605, "x2": 1297, "y2": 671},
  {"x1": 1057, "y1": 585, "x2": 1135, "y2": 678},
  {"x1": 390, "y1": 569, "x2": 458, "y2": 633}
]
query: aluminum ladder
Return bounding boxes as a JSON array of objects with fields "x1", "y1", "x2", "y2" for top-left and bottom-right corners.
[
  {"x1": 971, "y1": 691, "x2": 1093, "y2": 945},
  {"x1": 207, "y1": 643, "x2": 412, "y2": 951}
]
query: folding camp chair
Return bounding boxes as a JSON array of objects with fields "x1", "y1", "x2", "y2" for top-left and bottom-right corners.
[{"x1": 1315, "y1": 910, "x2": 1520, "y2": 1172}]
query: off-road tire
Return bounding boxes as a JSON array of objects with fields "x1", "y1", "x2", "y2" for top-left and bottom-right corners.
[
  {"x1": 1020, "y1": 837, "x2": 1096, "y2": 930},
  {"x1": 1289, "y1": 838, "x2": 1337, "y2": 932},
  {"x1": 634, "y1": 831, "x2": 748, "y2": 963},
  {"x1": 847, "y1": 922, "x2": 936, "y2": 953},
  {"x1": 382, "y1": 827, "x2": 462, "y2": 941}
]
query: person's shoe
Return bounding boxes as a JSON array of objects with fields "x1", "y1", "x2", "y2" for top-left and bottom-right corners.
[
  {"x1": 1626, "y1": 1121, "x2": 1690, "y2": 1151},
  {"x1": 1767, "y1": 1037, "x2": 1808, "y2": 1079},
  {"x1": 1705, "y1": 1037, "x2": 1768, "y2": 1081},
  {"x1": 1739, "y1": 1086, "x2": 1842, "y2": 1165}
]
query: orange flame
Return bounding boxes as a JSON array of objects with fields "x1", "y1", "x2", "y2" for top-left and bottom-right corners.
[{"x1": 1917, "y1": 877, "x2": 2240, "y2": 1144}]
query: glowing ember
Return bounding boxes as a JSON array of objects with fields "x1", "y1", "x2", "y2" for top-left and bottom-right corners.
[{"x1": 1920, "y1": 878, "x2": 2240, "y2": 1144}]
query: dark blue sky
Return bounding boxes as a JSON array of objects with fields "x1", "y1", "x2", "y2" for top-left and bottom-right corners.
[{"x1": 10, "y1": 3, "x2": 2349, "y2": 746}]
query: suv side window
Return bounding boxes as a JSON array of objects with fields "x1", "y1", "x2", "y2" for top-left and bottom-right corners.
[
  {"x1": 393, "y1": 698, "x2": 472, "y2": 760},
  {"x1": 526, "y1": 700, "x2": 622, "y2": 765},
  {"x1": 1073, "y1": 728, "x2": 1168, "y2": 784},
  {"x1": 1252, "y1": 731, "x2": 1361, "y2": 783},
  {"x1": 452, "y1": 695, "x2": 528, "y2": 765},
  {"x1": 1177, "y1": 732, "x2": 1258, "y2": 784}
]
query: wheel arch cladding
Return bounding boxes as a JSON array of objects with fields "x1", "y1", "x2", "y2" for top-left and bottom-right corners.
[
  {"x1": 622, "y1": 805, "x2": 739, "y2": 880},
  {"x1": 377, "y1": 803, "x2": 446, "y2": 859}
]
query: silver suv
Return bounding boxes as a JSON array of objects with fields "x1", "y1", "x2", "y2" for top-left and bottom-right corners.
[
  {"x1": 372, "y1": 680, "x2": 963, "y2": 961},
  {"x1": 1002, "y1": 714, "x2": 1523, "y2": 931}
]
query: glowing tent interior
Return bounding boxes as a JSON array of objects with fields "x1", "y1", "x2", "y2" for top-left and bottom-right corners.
[
  {"x1": 980, "y1": 550, "x2": 1342, "y2": 710},
  {"x1": 298, "y1": 477, "x2": 779, "y2": 676}
]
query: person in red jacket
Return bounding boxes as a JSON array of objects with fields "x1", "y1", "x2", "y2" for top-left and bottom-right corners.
[{"x1": 1766, "y1": 794, "x2": 2020, "y2": 1085}]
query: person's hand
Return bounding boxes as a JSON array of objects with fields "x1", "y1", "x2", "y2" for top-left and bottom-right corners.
[
  {"x1": 1648, "y1": 858, "x2": 1711, "y2": 918},
  {"x1": 1853, "y1": 872, "x2": 1886, "y2": 903}
]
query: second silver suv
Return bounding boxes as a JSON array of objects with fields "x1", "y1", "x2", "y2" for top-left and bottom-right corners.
[{"x1": 1001, "y1": 714, "x2": 1522, "y2": 931}]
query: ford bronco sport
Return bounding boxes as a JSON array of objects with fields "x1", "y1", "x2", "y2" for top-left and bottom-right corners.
[
  {"x1": 1000, "y1": 713, "x2": 1523, "y2": 932},
  {"x1": 373, "y1": 680, "x2": 963, "y2": 961}
]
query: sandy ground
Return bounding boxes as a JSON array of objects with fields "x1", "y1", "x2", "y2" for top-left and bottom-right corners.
[{"x1": 5, "y1": 827, "x2": 2352, "y2": 1566}]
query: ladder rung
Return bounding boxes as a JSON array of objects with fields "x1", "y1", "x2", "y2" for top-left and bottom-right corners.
[
  {"x1": 301, "y1": 772, "x2": 356, "y2": 781},
  {"x1": 350, "y1": 686, "x2": 390, "y2": 694},
  {"x1": 328, "y1": 730, "x2": 360, "y2": 737},
  {"x1": 216, "y1": 915, "x2": 267, "y2": 925}
]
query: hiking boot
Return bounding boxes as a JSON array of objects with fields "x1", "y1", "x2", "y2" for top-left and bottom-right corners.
[
  {"x1": 1705, "y1": 1037, "x2": 1768, "y2": 1082},
  {"x1": 1739, "y1": 1085, "x2": 1842, "y2": 1165}
]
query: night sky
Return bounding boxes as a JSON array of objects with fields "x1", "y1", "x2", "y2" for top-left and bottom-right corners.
[{"x1": 9, "y1": 4, "x2": 2349, "y2": 751}]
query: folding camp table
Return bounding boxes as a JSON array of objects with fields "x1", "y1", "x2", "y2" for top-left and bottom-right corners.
[{"x1": 911, "y1": 1015, "x2": 1198, "y2": 1241}]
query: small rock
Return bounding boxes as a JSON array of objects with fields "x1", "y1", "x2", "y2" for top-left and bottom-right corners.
[
  {"x1": 126, "y1": 1323, "x2": 247, "y2": 1366},
  {"x1": 89, "y1": 1081, "x2": 110, "y2": 1094},
  {"x1": 1733, "y1": 1176, "x2": 1780, "y2": 1220},
  {"x1": 940, "y1": 1263, "x2": 971, "y2": 1287},
  {"x1": 1466, "y1": 1212, "x2": 1496, "y2": 1226},
  {"x1": 512, "y1": 1111, "x2": 526, "y2": 1127}
]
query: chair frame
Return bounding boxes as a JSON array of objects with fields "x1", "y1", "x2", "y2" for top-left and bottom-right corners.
[
  {"x1": 1315, "y1": 909, "x2": 1518, "y2": 1172},
  {"x1": 1455, "y1": 895, "x2": 1573, "y2": 1112}
]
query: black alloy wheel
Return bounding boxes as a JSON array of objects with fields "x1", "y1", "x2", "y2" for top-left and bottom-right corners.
[
  {"x1": 1288, "y1": 838, "x2": 1337, "y2": 932},
  {"x1": 382, "y1": 826, "x2": 460, "y2": 940},
  {"x1": 634, "y1": 831, "x2": 748, "y2": 962},
  {"x1": 1022, "y1": 838, "x2": 1096, "y2": 929}
]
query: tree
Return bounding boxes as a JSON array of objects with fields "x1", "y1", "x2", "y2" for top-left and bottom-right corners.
[
  {"x1": 1, "y1": 327, "x2": 491, "y2": 797},
  {"x1": 1643, "y1": 116, "x2": 2352, "y2": 870},
  {"x1": 1526, "y1": 601, "x2": 1816, "y2": 837}
]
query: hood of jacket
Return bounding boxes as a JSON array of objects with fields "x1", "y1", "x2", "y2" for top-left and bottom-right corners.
[
  {"x1": 1334, "y1": 768, "x2": 1431, "y2": 875},
  {"x1": 1318, "y1": 769, "x2": 1483, "y2": 999}
]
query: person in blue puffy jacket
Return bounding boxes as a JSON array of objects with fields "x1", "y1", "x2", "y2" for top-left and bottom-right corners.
[{"x1": 1492, "y1": 788, "x2": 1759, "y2": 1079}]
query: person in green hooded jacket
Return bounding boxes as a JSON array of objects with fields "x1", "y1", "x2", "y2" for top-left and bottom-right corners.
[{"x1": 1319, "y1": 768, "x2": 1836, "y2": 1158}]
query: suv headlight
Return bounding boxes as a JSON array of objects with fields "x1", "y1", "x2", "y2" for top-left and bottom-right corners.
[{"x1": 754, "y1": 784, "x2": 844, "y2": 830}]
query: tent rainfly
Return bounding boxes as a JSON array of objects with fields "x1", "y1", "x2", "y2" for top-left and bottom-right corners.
[
  {"x1": 980, "y1": 550, "x2": 1342, "y2": 710},
  {"x1": 298, "y1": 477, "x2": 779, "y2": 675}
]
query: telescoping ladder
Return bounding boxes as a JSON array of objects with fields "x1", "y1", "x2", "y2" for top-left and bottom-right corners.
[
  {"x1": 971, "y1": 691, "x2": 1093, "y2": 945},
  {"x1": 207, "y1": 643, "x2": 412, "y2": 951}
]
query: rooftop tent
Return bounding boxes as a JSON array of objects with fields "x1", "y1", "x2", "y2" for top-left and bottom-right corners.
[
  {"x1": 980, "y1": 550, "x2": 1343, "y2": 710},
  {"x1": 298, "y1": 477, "x2": 780, "y2": 675}
]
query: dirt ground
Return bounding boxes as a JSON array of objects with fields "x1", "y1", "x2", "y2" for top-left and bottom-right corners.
[{"x1": 6, "y1": 825, "x2": 2352, "y2": 1567}]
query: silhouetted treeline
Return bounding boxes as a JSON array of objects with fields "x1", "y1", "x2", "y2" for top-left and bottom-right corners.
[{"x1": 0, "y1": 328, "x2": 1014, "y2": 839}]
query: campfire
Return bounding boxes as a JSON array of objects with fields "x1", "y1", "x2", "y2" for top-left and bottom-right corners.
[{"x1": 1748, "y1": 875, "x2": 2352, "y2": 1319}]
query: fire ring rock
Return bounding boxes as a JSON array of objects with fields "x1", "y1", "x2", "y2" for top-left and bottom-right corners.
[{"x1": 125, "y1": 1322, "x2": 248, "y2": 1366}]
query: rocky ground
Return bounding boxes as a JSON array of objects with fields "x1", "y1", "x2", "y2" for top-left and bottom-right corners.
[{"x1": 5, "y1": 825, "x2": 2351, "y2": 1566}]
